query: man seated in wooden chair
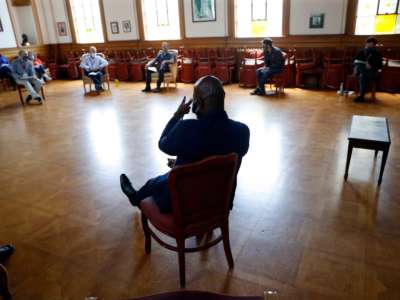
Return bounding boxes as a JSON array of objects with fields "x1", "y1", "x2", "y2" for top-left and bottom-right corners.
[
  {"x1": 121, "y1": 76, "x2": 250, "y2": 213},
  {"x1": 11, "y1": 50, "x2": 43, "y2": 104},
  {"x1": 353, "y1": 36, "x2": 383, "y2": 103},
  {"x1": 142, "y1": 42, "x2": 176, "y2": 93},
  {"x1": 80, "y1": 46, "x2": 109, "y2": 93},
  {"x1": 250, "y1": 38, "x2": 284, "y2": 96}
]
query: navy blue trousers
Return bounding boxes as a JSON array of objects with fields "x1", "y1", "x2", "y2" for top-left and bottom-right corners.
[
  {"x1": 85, "y1": 70, "x2": 103, "y2": 90},
  {"x1": 256, "y1": 67, "x2": 282, "y2": 91},
  {"x1": 136, "y1": 173, "x2": 171, "y2": 213}
]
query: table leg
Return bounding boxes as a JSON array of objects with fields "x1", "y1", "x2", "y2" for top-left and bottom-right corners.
[
  {"x1": 344, "y1": 142, "x2": 353, "y2": 180},
  {"x1": 374, "y1": 150, "x2": 379, "y2": 157},
  {"x1": 378, "y1": 148, "x2": 389, "y2": 185}
]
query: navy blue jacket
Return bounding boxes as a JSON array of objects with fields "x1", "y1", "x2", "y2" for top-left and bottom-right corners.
[{"x1": 148, "y1": 110, "x2": 250, "y2": 213}]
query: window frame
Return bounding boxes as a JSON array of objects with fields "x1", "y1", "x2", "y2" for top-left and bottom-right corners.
[
  {"x1": 376, "y1": 0, "x2": 400, "y2": 15},
  {"x1": 67, "y1": 0, "x2": 106, "y2": 44}
]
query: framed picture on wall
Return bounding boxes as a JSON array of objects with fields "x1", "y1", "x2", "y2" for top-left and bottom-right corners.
[
  {"x1": 57, "y1": 22, "x2": 67, "y2": 36},
  {"x1": 192, "y1": 0, "x2": 216, "y2": 22},
  {"x1": 122, "y1": 20, "x2": 131, "y2": 33},
  {"x1": 309, "y1": 13, "x2": 324, "y2": 29},
  {"x1": 111, "y1": 21, "x2": 119, "y2": 34}
]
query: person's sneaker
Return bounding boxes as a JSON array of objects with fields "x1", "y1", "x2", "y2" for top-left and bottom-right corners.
[
  {"x1": 250, "y1": 88, "x2": 261, "y2": 95},
  {"x1": 142, "y1": 87, "x2": 151, "y2": 92},
  {"x1": 152, "y1": 87, "x2": 161, "y2": 93},
  {"x1": 34, "y1": 97, "x2": 42, "y2": 104},
  {"x1": 25, "y1": 95, "x2": 32, "y2": 103},
  {"x1": 354, "y1": 95, "x2": 365, "y2": 103},
  {"x1": 0, "y1": 244, "x2": 15, "y2": 263},
  {"x1": 120, "y1": 174, "x2": 139, "y2": 207}
]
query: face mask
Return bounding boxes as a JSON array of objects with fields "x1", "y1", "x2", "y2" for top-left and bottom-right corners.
[
  {"x1": 22, "y1": 55, "x2": 29, "y2": 60},
  {"x1": 191, "y1": 100, "x2": 203, "y2": 119}
]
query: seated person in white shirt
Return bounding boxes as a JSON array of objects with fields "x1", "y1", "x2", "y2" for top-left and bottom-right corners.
[
  {"x1": 80, "y1": 46, "x2": 109, "y2": 92},
  {"x1": 11, "y1": 50, "x2": 43, "y2": 104}
]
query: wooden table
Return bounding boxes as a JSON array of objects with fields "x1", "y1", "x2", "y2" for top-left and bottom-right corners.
[{"x1": 344, "y1": 115, "x2": 391, "y2": 185}]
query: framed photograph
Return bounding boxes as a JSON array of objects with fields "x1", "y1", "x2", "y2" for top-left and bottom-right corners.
[
  {"x1": 309, "y1": 13, "x2": 324, "y2": 29},
  {"x1": 122, "y1": 20, "x2": 131, "y2": 33},
  {"x1": 57, "y1": 22, "x2": 67, "y2": 36},
  {"x1": 110, "y1": 21, "x2": 119, "y2": 34},
  {"x1": 192, "y1": 0, "x2": 216, "y2": 22}
]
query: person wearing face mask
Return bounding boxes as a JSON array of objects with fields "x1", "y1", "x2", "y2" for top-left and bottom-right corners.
[
  {"x1": 142, "y1": 41, "x2": 176, "y2": 93},
  {"x1": 120, "y1": 75, "x2": 250, "y2": 213},
  {"x1": 80, "y1": 46, "x2": 109, "y2": 92},
  {"x1": 11, "y1": 50, "x2": 43, "y2": 103},
  {"x1": 250, "y1": 37, "x2": 284, "y2": 96}
]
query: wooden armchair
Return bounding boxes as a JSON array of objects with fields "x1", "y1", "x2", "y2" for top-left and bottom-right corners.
[
  {"x1": 139, "y1": 153, "x2": 238, "y2": 286},
  {"x1": 151, "y1": 50, "x2": 178, "y2": 90}
]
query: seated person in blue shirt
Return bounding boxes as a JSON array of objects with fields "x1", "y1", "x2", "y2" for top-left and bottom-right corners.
[
  {"x1": 251, "y1": 38, "x2": 284, "y2": 96},
  {"x1": 80, "y1": 46, "x2": 109, "y2": 92},
  {"x1": 0, "y1": 54, "x2": 16, "y2": 89},
  {"x1": 142, "y1": 42, "x2": 175, "y2": 93},
  {"x1": 121, "y1": 75, "x2": 250, "y2": 213},
  {"x1": 11, "y1": 50, "x2": 43, "y2": 103}
]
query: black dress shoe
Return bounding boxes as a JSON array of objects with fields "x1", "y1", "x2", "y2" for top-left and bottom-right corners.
[
  {"x1": 152, "y1": 87, "x2": 161, "y2": 93},
  {"x1": 34, "y1": 97, "x2": 42, "y2": 104},
  {"x1": 25, "y1": 95, "x2": 32, "y2": 103},
  {"x1": 120, "y1": 174, "x2": 139, "y2": 207},
  {"x1": 0, "y1": 245, "x2": 15, "y2": 263},
  {"x1": 354, "y1": 95, "x2": 365, "y2": 103},
  {"x1": 142, "y1": 87, "x2": 151, "y2": 92}
]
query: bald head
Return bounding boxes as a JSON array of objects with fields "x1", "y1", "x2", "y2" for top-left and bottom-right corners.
[{"x1": 193, "y1": 76, "x2": 225, "y2": 115}]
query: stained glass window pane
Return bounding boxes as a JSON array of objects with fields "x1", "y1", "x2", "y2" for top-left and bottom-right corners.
[
  {"x1": 375, "y1": 14, "x2": 397, "y2": 33},
  {"x1": 378, "y1": 0, "x2": 398, "y2": 14},
  {"x1": 156, "y1": 0, "x2": 169, "y2": 26},
  {"x1": 355, "y1": 16, "x2": 376, "y2": 34},
  {"x1": 251, "y1": 0, "x2": 267, "y2": 21},
  {"x1": 142, "y1": 0, "x2": 180, "y2": 40},
  {"x1": 357, "y1": 0, "x2": 379, "y2": 16},
  {"x1": 70, "y1": 0, "x2": 104, "y2": 43},
  {"x1": 235, "y1": 0, "x2": 282, "y2": 37},
  {"x1": 396, "y1": 15, "x2": 400, "y2": 33}
]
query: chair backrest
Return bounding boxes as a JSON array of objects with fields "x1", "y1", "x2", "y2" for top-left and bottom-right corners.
[
  {"x1": 168, "y1": 50, "x2": 178, "y2": 80},
  {"x1": 168, "y1": 153, "x2": 238, "y2": 235}
]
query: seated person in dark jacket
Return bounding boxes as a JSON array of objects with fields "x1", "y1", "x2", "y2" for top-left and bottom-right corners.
[
  {"x1": 142, "y1": 42, "x2": 175, "y2": 93},
  {"x1": 251, "y1": 38, "x2": 284, "y2": 96},
  {"x1": 0, "y1": 54, "x2": 16, "y2": 89},
  {"x1": 121, "y1": 76, "x2": 250, "y2": 213},
  {"x1": 353, "y1": 36, "x2": 383, "y2": 103}
]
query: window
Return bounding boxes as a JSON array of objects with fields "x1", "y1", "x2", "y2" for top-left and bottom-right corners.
[
  {"x1": 235, "y1": 0, "x2": 283, "y2": 38},
  {"x1": 141, "y1": 0, "x2": 180, "y2": 41},
  {"x1": 69, "y1": 0, "x2": 104, "y2": 43},
  {"x1": 355, "y1": 0, "x2": 400, "y2": 35}
]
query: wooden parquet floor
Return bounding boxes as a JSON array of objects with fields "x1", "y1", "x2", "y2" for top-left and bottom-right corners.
[{"x1": 0, "y1": 81, "x2": 400, "y2": 300}]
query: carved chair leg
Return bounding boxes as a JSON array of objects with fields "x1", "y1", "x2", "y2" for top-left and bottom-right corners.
[
  {"x1": 141, "y1": 213, "x2": 151, "y2": 254},
  {"x1": 176, "y1": 238, "x2": 186, "y2": 287},
  {"x1": 221, "y1": 222, "x2": 234, "y2": 269}
]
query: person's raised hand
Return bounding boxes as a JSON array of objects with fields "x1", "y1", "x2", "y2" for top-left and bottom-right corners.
[{"x1": 174, "y1": 96, "x2": 193, "y2": 119}]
